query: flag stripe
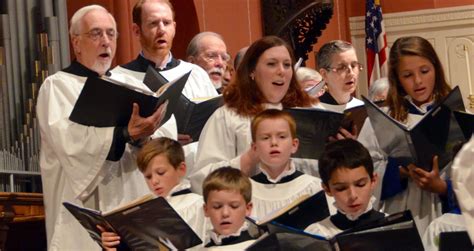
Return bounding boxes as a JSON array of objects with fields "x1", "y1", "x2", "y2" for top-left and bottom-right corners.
[{"x1": 365, "y1": 0, "x2": 388, "y2": 86}]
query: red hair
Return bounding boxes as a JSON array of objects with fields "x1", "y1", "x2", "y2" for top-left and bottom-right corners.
[{"x1": 223, "y1": 36, "x2": 316, "y2": 117}]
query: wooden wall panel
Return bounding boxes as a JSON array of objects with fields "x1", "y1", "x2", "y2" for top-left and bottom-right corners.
[{"x1": 66, "y1": 0, "x2": 473, "y2": 68}]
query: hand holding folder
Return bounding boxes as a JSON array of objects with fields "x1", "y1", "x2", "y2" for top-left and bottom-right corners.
[
  {"x1": 63, "y1": 194, "x2": 202, "y2": 250},
  {"x1": 363, "y1": 86, "x2": 467, "y2": 170}
]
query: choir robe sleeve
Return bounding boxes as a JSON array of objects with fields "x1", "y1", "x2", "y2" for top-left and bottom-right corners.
[
  {"x1": 421, "y1": 213, "x2": 466, "y2": 251},
  {"x1": 37, "y1": 73, "x2": 114, "y2": 200},
  {"x1": 190, "y1": 106, "x2": 250, "y2": 194},
  {"x1": 168, "y1": 192, "x2": 210, "y2": 247},
  {"x1": 451, "y1": 137, "x2": 474, "y2": 242},
  {"x1": 357, "y1": 117, "x2": 388, "y2": 206}
]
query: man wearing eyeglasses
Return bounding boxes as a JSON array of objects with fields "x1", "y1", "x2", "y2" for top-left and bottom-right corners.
[
  {"x1": 186, "y1": 32, "x2": 229, "y2": 93},
  {"x1": 36, "y1": 5, "x2": 172, "y2": 250}
]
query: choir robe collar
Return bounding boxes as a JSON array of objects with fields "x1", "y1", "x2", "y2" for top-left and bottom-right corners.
[
  {"x1": 62, "y1": 60, "x2": 111, "y2": 77},
  {"x1": 330, "y1": 209, "x2": 385, "y2": 231},
  {"x1": 120, "y1": 52, "x2": 180, "y2": 73},
  {"x1": 251, "y1": 161, "x2": 304, "y2": 184},
  {"x1": 404, "y1": 95, "x2": 434, "y2": 115},
  {"x1": 166, "y1": 179, "x2": 192, "y2": 199},
  {"x1": 319, "y1": 91, "x2": 353, "y2": 105},
  {"x1": 205, "y1": 223, "x2": 253, "y2": 247}
]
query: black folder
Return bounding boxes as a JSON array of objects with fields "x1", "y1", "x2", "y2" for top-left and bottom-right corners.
[
  {"x1": 69, "y1": 71, "x2": 190, "y2": 127},
  {"x1": 439, "y1": 231, "x2": 473, "y2": 251},
  {"x1": 285, "y1": 108, "x2": 344, "y2": 159},
  {"x1": 248, "y1": 210, "x2": 424, "y2": 251},
  {"x1": 142, "y1": 66, "x2": 169, "y2": 92},
  {"x1": 173, "y1": 95, "x2": 223, "y2": 141},
  {"x1": 363, "y1": 86, "x2": 467, "y2": 170},
  {"x1": 247, "y1": 191, "x2": 330, "y2": 231},
  {"x1": 453, "y1": 110, "x2": 474, "y2": 140},
  {"x1": 63, "y1": 195, "x2": 202, "y2": 250}
]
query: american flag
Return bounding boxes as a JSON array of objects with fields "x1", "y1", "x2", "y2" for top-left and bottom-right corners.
[{"x1": 365, "y1": 0, "x2": 388, "y2": 86}]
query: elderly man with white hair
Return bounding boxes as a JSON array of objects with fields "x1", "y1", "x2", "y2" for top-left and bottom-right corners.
[
  {"x1": 37, "y1": 5, "x2": 173, "y2": 250},
  {"x1": 186, "y1": 31, "x2": 229, "y2": 93}
]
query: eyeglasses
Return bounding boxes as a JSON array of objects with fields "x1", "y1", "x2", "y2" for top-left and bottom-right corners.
[
  {"x1": 81, "y1": 28, "x2": 118, "y2": 41},
  {"x1": 327, "y1": 62, "x2": 363, "y2": 75},
  {"x1": 201, "y1": 51, "x2": 231, "y2": 63}
]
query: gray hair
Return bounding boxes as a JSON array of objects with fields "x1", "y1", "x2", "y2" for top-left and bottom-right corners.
[
  {"x1": 296, "y1": 67, "x2": 322, "y2": 83},
  {"x1": 368, "y1": 77, "x2": 389, "y2": 101},
  {"x1": 186, "y1": 31, "x2": 225, "y2": 58},
  {"x1": 316, "y1": 40, "x2": 354, "y2": 70},
  {"x1": 234, "y1": 46, "x2": 249, "y2": 70},
  {"x1": 69, "y1": 5, "x2": 116, "y2": 36}
]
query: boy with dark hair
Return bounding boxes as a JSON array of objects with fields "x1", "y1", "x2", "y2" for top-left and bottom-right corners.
[
  {"x1": 202, "y1": 167, "x2": 256, "y2": 249},
  {"x1": 305, "y1": 139, "x2": 383, "y2": 238}
]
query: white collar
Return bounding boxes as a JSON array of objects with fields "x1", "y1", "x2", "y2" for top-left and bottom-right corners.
[
  {"x1": 208, "y1": 222, "x2": 249, "y2": 245},
  {"x1": 140, "y1": 51, "x2": 173, "y2": 70},
  {"x1": 258, "y1": 161, "x2": 296, "y2": 183},
  {"x1": 165, "y1": 179, "x2": 191, "y2": 200},
  {"x1": 405, "y1": 95, "x2": 435, "y2": 114}
]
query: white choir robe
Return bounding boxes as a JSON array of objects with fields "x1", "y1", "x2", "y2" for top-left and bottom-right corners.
[
  {"x1": 37, "y1": 70, "x2": 176, "y2": 251},
  {"x1": 250, "y1": 172, "x2": 336, "y2": 220},
  {"x1": 422, "y1": 213, "x2": 466, "y2": 251},
  {"x1": 166, "y1": 180, "x2": 209, "y2": 248},
  {"x1": 451, "y1": 136, "x2": 474, "y2": 244},
  {"x1": 190, "y1": 104, "x2": 319, "y2": 194},
  {"x1": 357, "y1": 104, "x2": 446, "y2": 234},
  {"x1": 304, "y1": 197, "x2": 384, "y2": 239},
  {"x1": 113, "y1": 59, "x2": 218, "y2": 176}
]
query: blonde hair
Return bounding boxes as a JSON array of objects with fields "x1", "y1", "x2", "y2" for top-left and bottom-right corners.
[{"x1": 202, "y1": 167, "x2": 252, "y2": 204}]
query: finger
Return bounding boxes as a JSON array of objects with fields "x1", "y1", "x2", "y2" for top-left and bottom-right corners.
[
  {"x1": 96, "y1": 225, "x2": 106, "y2": 232},
  {"x1": 406, "y1": 163, "x2": 417, "y2": 172},
  {"x1": 431, "y1": 155, "x2": 439, "y2": 174},
  {"x1": 328, "y1": 136, "x2": 336, "y2": 142},
  {"x1": 336, "y1": 133, "x2": 345, "y2": 140},
  {"x1": 418, "y1": 177, "x2": 428, "y2": 185},
  {"x1": 103, "y1": 240, "x2": 121, "y2": 248},
  {"x1": 178, "y1": 134, "x2": 192, "y2": 141},
  {"x1": 339, "y1": 128, "x2": 351, "y2": 137},
  {"x1": 413, "y1": 167, "x2": 428, "y2": 177},
  {"x1": 156, "y1": 100, "x2": 168, "y2": 118},
  {"x1": 131, "y1": 103, "x2": 140, "y2": 118},
  {"x1": 102, "y1": 232, "x2": 119, "y2": 238},
  {"x1": 399, "y1": 166, "x2": 409, "y2": 177},
  {"x1": 352, "y1": 124, "x2": 359, "y2": 136}
]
